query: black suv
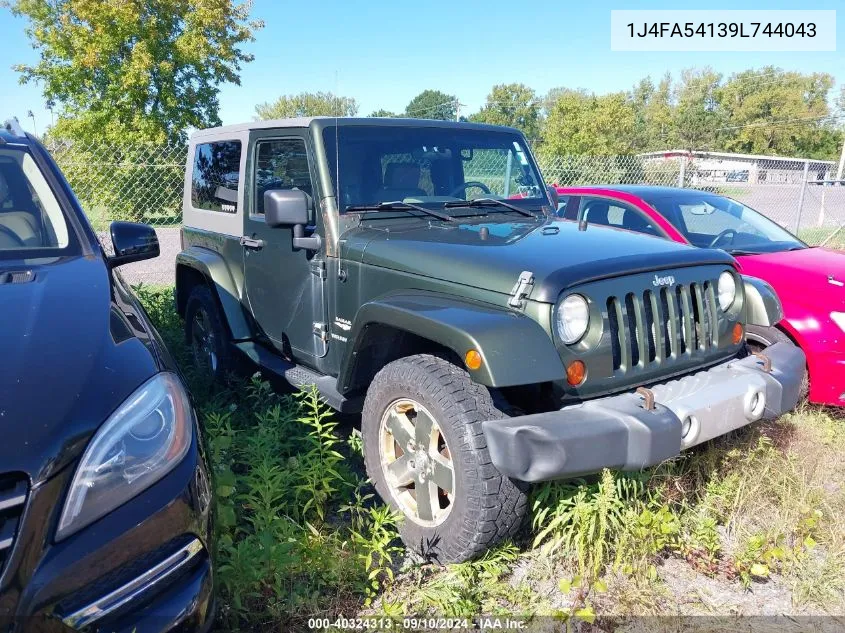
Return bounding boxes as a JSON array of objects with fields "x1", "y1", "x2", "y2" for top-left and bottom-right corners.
[{"x1": 0, "y1": 119, "x2": 213, "y2": 632}]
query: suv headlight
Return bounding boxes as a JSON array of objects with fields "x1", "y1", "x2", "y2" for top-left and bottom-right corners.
[
  {"x1": 56, "y1": 373, "x2": 193, "y2": 540},
  {"x1": 718, "y1": 271, "x2": 737, "y2": 311},
  {"x1": 557, "y1": 294, "x2": 590, "y2": 344}
]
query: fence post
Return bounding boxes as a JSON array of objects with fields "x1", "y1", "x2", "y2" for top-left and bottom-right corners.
[
  {"x1": 795, "y1": 160, "x2": 810, "y2": 233},
  {"x1": 677, "y1": 156, "x2": 686, "y2": 187}
]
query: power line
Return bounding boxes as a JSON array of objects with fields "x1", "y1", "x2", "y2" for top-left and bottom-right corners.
[
  {"x1": 714, "y1": 113, "x2": 845, "y2": 132},
  {"x1": 404, "y1": 99, "x2": 458, "y2": 117}
]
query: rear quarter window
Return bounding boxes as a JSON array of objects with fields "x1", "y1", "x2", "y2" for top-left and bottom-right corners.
[{"x1": 191, "y1": 141, "x2": 242, "y2": 213}]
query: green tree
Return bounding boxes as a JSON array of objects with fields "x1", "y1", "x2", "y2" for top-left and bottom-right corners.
[
  {"x1": 7, "y1": 0, "x2": 262, "y2": 144},
  {"x1": 719, "y1": 67, "x2": 839, "y2": 158},
  {"x1": 543, "y1": 89, "x2": 636, "y2": 156},
  {"x1": 255, "y1": 92, "x2": 358, "y2": 119},
  {"x1": 470, "y1": 83, "x2": 541, "y2": 138},
  {"x1": 671, "y1": 68, "x2": 726, "y2": 151},
  {"x1": 405, "y1": 89, "x2": 457, "y2": 120},
  {"x1": 368, "y1": 109, "x2": 398, "y2": 118},
  {"x1": 629, "y1": 74, "x2": 673, "y2": 151}
]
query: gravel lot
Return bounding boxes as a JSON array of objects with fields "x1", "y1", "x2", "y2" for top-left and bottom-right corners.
[{"x1": 100, "y1": 226, "x2": 181, "y2": 286}]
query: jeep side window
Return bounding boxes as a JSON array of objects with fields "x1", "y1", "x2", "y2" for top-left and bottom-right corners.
[
  {"x1": 191, "y1": 141, "x2": 242, "y2": 213},
  {"x1": 254, "y1": 138, "x2": 314, "y2": 218},
  {"x1": 579, "y1": 197, "x2": 662, "y2": 237}
]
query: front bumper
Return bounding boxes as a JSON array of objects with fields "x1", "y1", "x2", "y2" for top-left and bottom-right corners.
[{"x1": 483, "y1": 342, "x2": 805, "y2": 482}]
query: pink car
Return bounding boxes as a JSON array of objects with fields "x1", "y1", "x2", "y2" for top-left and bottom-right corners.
[{"x1": 554, "y1": 185, "x2": 845, "y2": 407}]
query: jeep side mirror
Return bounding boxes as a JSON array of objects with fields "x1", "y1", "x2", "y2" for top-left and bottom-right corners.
[
  {"x1": 264, "y1": 189, "x2": 309, "y2": 227},
  {"x1": 264, "y1": 189, "x2": 321, "y2": 251},
  {"x1": 109, "y1": 221, "x2": 159, "y2": 267}
]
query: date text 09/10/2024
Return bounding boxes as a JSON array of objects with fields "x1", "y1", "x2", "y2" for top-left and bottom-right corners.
[{"x1": 306, "y1": 617, "x2": 529, "y2": 630}]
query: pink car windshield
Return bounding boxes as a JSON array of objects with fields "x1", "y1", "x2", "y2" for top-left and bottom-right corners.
[{"x1": 645, "y1": 192, "x2": 805, "y2": 255}]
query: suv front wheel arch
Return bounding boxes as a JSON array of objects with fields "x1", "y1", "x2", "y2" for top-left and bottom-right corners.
[{"x1": 362, "y1": 354, "x2": 528, "y2": 563}]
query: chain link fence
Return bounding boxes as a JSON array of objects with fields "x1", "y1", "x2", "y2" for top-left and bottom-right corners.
[
  {"x1": 47, "y1": 141, "x2": 187, "y2": 232},
  {"x1": 47, "y1": 141, "x2": 844, "y2": 248}
]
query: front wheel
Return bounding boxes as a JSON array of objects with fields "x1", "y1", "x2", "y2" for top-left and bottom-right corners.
[{"x1": 361, "y1": 354, "x2": 528, "y2": 563}]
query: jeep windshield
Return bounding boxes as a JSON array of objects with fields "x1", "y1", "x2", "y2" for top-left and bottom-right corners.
[
  {"x1": 0, "y1": 145, "x2": 78, "y2": 257},
  {"x1": 322, "y1": 124, "x2": 548, "y2": 216}
]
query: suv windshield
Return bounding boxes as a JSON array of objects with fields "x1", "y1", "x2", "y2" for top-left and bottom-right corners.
[
  {"x1": 0, "y1": 146, "x2": 76, "y2": 256},
  {"x1": 323, "y1": 125, "x2": 546, "y2": 213},
  {"x1": 647, "y1": 192, "x2": 805, "y2": 254}
]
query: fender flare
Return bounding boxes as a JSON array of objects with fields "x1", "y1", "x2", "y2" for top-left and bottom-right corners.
[
  {"x1": 337, "y1": 291, "x2": 566, "y2": 392},
  {"x1": 175, "y1": 246, "x2": 252, "y2": 340},
  {"x1": 742, "y1": 275, "x2": 784, "y2": 327}
]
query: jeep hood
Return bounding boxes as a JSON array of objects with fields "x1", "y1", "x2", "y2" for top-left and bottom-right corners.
[
  {"x1": 0, "y1": 255, "x2": 162, "y2": 483},
  {"x1": 345, "y1": 218, "x2": 736, "y2": 301}
]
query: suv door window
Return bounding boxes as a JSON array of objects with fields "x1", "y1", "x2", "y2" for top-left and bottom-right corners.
[
  {"x1": 254, "y1": 138, "x2": 314, "y2": 219},
  {"x1": 191, "y1": 141, "x2": 242, "y2": 213},
  {"x1": 0, "y1": 149, "x2": 73, "y2": 252},
  {"x1": 579, "y1": 197, "x2": 662, "y2": 236}
]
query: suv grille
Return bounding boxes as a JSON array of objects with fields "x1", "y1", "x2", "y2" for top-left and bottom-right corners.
[
  {"x1": 607, "y1": 282, "x2": 719, "y2": 372},
  {"x1": 0, "y1": 473, "x2": 28, "y2": 577}
]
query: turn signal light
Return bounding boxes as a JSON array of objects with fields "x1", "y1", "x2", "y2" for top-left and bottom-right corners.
[
  {"x1": 732, "y1": 323, "x2": 744, "y2": 345},
  {"x1": 566, "y1": 360, "x2": 586, "y2": 386},
  {"x1": 465, "y1": 349, "x2": 483, "y2": 371}
]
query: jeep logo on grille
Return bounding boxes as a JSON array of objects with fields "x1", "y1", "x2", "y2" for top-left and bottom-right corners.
[{"x1": 652, "y1": 274, "x2": 676, "y2": 287}]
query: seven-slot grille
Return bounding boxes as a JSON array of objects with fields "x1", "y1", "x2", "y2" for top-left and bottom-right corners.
[
  {"x1": 0, "y1": 473, "x2": 28, "y2": 577},
  {"x1": 607, "y1": 281, "x2": 719, "y2": 372}
]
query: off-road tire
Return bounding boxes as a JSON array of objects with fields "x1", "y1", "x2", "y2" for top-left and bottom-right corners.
[
  {"x1": 362, "y1": 354, "x2": 528, "y2": 563},
  {"x1": 745, "y1": 325, "x2": 809, "y2": 400},
  {"x1": 185, "y1": 284, "x2": 233, "y2": 383}
]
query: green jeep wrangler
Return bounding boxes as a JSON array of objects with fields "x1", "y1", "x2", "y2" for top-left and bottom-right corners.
[{"x1": 175, "y1": 117, "x2": 804, "y2": 562}]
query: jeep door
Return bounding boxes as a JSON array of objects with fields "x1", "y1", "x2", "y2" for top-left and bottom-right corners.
[{"x1": 242, "y1": 130, "x2": 328, "y2": 361}]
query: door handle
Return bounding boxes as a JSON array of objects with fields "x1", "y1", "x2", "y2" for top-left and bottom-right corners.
[{"x1": 240, "y1": 236, "x2": 265, "y2": 250}]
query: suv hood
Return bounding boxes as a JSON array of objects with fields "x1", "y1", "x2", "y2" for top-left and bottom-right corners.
[
  {"x1": 346, "y1": 217, "x2": 736, "y2": 301},
  {"x1": 0, "y1": 256, "x2": 161, "y2": 483}
]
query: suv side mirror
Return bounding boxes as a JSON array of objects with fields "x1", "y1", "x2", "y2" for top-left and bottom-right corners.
[
  {"x1": 264, "y1": 189, "x2": 322, "y2": 251},
  {"x1": 264, "y1": 189, "x2": 309, "y2": 227},
  {"x1": 546, "y1": 185, "x2": 560, "y2": 210},
  {"x1": 109, "y1": 221, "x2": 159, "y2": 267}
]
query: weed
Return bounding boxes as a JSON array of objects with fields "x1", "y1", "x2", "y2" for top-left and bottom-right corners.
[{"x1": 532, "y1": 470, "x2": 647, "y2": 578}]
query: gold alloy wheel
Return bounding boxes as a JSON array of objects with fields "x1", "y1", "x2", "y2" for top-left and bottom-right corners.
[{"x1": 379, "y1": 398, "x2": 455, "y2": 526}]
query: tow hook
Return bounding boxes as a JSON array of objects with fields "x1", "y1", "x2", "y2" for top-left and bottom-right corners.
[
  {"x1": 753, "y1": 352, "x2": 772, "y2": 373},
  {"x1": 636, "y1": 386, "x2": 656, "y2": 411}
]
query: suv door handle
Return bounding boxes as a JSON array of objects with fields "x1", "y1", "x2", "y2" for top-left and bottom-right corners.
[{"x1": 240, "y1": 236, "x2": 265, "y2": 250}]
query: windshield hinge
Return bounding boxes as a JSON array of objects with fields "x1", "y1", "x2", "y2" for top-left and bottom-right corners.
[
  {"x1": 313, "y1": 322, "x2": 328, "y2": 342},
  {"x1": 311, "y1": 259, "x2": 327, "y2": 280},
  {"x1": 508, "y1": 270, "x2": 535, "y2": 309}
]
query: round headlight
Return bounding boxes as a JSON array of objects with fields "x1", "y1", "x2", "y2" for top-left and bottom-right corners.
[
  {"x1": 557, "y1": 294, "x2": 590, "y2": 344},
  {"x1": 718, "y1": 271, "x2": 737, "y2": 311}
]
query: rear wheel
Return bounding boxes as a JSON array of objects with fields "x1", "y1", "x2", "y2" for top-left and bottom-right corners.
[
  {"x1": 185, "y1": 285, "x2": 232, "y2": 382},
  {"x1": 745, "y1": 325, "x2": 808, "y2": 400},
  {"x1": 361, "y1": 354, "x2": 528, "y2": 563}
]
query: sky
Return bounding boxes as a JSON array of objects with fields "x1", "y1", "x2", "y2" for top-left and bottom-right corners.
[{"x1": 1, "y1": 0, "x2": 842, "y2": 134}]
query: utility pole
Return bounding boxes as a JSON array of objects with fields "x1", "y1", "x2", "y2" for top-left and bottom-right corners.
[
  {"x1": 27, "y1": 110, "x2": 37, "y2": 137},
  {"x1": 455, "y1": 99, "x2": 461, "y2": 122},
  {"x1": 836, "y1": 135, "x2": 845, "y2": 182}
]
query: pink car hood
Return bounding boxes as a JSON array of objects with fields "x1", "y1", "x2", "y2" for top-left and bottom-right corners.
[{"x1": 736, "y1": 247, "x2": 845, "y2": 311}]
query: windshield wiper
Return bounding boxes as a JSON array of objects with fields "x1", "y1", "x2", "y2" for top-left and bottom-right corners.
[
  {"x1": 345, "y1": 201, "x2": 454, "y2": 222},
  {"x1": 725, "y1": 248, "x2": 761, "y2": 256},
  {"x1": 443, "y1": 198, "x2": 536, "y2": 217}
]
